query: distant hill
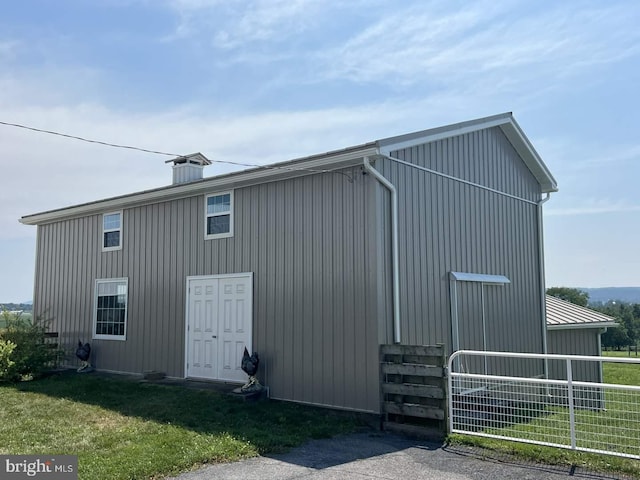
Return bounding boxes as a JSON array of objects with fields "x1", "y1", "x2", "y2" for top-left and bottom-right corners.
[
  {"x1": 582, "y1": 287, "x2": 640, "y2": 305},
  {"x1": 0, "y1": 302, "x2": 33, "y2": 312}
]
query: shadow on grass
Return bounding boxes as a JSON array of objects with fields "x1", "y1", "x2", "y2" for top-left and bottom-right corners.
[{"x1": 7, "y1": 370, "x2": 362, "y2": 457}]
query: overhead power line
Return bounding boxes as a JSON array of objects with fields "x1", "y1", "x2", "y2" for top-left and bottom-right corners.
[
  {"x1": 0, "y1": 119, "x2": 354, "y2": 182},
  {"x1": 0, "y1": 120, "x2": 180, "y2": 156}
]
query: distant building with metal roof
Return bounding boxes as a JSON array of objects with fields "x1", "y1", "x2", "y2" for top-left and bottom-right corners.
[
  {"x1": 546, "y1": 295, "x2": 618, "y2": 330},
  {"x1": 546, "y1": 294, "x2": 618, "y2": 386}
]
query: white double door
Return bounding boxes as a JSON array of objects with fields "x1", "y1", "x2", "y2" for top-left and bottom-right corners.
[{"x1": 185, "y1": 273, "x2": 252, "y2": 382}]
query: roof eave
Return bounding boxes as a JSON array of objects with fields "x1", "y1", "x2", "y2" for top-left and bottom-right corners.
[
  {"x1": 547, "y1": 322, "x2": 619, "y2": 330},
  {"x1": 20, "y1": 145, "x2": 379, "y2": 226},
  {"x1": 377, "y1": 112, "x2": 558, "y2": 194},
  {"x1": 498, "y1": 118, "x2": 558, "y2": 193}
]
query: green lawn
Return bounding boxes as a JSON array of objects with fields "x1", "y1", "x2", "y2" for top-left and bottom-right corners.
[
  {"x1": 0, "y1": 311, "x2": 33, "y2": 328},
  {"x1": 602, "y1": 350, "x2": 640, "y2": 358},
  {"x1": 449, "y1": 352, "x2": 640, "y2": 477},
  {"x1": 603, "y1": 350, "x2": 640, "y2": 385},
  {"x1": 0, "y1": 373, "x2": 360, "y2": 479}
]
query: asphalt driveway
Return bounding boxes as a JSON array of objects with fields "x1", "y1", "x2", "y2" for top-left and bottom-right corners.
[{"x1": 170, "y1": 431, "x2": 631, "y2": 480}]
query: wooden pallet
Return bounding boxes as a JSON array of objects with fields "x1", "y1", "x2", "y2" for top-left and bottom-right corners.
[{"x1": 380, "y1": 344, "x2": 447, "y2": 439}]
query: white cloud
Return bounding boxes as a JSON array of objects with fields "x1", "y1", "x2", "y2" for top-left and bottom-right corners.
[
  {"x1": 3, "y1": 0, "x2": 640, "y2": 299},
  {"x1": 214, "y1": 0, "x2": 321, "y2": 49},
  {"x1": 535, "y1": 137, "x2": 640, "y2": 173},
  {"x1": 1, "y1": 89, "x2": 458, "y2": 239},
  {"x1": 166, "y1": 0, "x2": 326, "y2": 48},
  {"x1": 159, "y1": 1, "x2": 640, "y2": 112},
  {"x1": 579, "y1": 145, "x2": 640, "y2": 169},
  {"x1": 546, "y1": 199, "x2": 640, "y2": 217},
  {"x1": 319, "y1": 2, "x2": 640, "y2": 87},
  {"x1": 0, "y1": 40, "x2": 20, "y2": 60}
]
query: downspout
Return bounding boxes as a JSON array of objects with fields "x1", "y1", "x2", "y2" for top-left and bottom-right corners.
[
  {"x1": 363, "y1": 156, "x2": 401, "y2": 344},
  {"x1": 538, "y1": 192, "x2": 551, "y2": 378}
]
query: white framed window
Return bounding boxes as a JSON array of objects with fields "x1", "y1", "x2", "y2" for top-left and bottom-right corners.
[
  {"x1": 93, "y1": 278, "x2": 128, "y2": 341},
  {"x1": 205, "y1": 191, "x2": 233, "y2": 239},
  {"x1": 102, "y1": 211, "x2": 122, "y2": 251}
]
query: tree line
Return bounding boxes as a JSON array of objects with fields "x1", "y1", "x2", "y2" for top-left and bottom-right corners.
[
  {"x1": 547, "y1": 287, "x2": 640, "y2": 350},
  {"x1": 0, "y1": 303, "x2": 33, "y2": 312}
]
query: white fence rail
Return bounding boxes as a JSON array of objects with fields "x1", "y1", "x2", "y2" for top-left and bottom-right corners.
[{"x1": 448, "y1": 350, "x2": 640, "y2": 459}]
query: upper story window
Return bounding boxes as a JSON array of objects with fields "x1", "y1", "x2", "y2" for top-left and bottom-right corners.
[
  {"x1": 205, "y1": 192, "x2": 233, "y2": 239},
  {"x1": 103, "y1": 212, "x2": 122, "y2": 251},
  {"x1": 93, "y1": 278, "x2": 128, "y2": 341}
]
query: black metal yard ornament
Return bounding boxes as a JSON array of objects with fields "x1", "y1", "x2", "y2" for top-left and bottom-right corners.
[
  {"x1": 238, "y1": 347, "x2": 263, "y2": 393},
  {"x1": 75, "y1": 340, "x2": 93, "y2": 372}
]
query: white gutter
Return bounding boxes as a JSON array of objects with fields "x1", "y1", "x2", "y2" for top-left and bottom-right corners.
[
  {"x1": 21, "y1": 146, "x2": 379, "y2": 225},
  {"x1": 363, "y1": 156, "x2": 401, "y2": 344},
  {"x1": 547, "y1": 322, "x2": 619, "y2": 331},
  {"x1": 538, "y1": 193, "x2": 551, "y2": 379}
]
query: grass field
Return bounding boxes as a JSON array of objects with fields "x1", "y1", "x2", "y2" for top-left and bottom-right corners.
[
  {"x1": 603, "y1": 350, "x2": 640, "y2": 385},
  {"x1": 0, "y1": 311, "x2": 33, "y2": 328},
  {"x1": 0, "y1": 373, "x2": 360, "y2": 479},
  {"x1": 449, "y1": 352, "x2": 640, "y2": 477}
]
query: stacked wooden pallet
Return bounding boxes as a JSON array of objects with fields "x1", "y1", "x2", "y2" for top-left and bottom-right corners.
[{"x1": 380, "y1": 344, "x2": 447, "y2": 439}]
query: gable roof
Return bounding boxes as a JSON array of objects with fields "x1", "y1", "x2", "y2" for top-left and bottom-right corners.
[
  {"x1": 20, "y1": 112, "x2": 556, "y2": 226},
  {"x1": 546, "y1": 295, "x2": 618, "y2": 330},
  {"x1": 379, "y1": 112, "x2": 557, "y2": 193}
]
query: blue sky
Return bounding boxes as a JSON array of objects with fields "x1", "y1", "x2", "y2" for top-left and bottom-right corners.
[{"x1": 1, "y1": 0, "x2": 639, "y2": 302}]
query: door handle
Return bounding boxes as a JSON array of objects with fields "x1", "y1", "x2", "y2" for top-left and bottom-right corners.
[{"x1": 212, "y1": 335, "x2": 217, "y2": 338}]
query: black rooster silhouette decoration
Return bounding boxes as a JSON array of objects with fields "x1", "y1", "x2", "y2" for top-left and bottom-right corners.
[
  {"x1": 240, "y1": 347, "x2": 260, "y2": 392},
  {"x1": 75, "y1": 340, "x2": 91, "y2": 371}
]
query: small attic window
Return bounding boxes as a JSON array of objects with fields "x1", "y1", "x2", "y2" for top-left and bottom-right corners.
[
  {"x1": 103, "y1": 212, "x2": 122, "y2": 251},
  {"x1": 205, "y1": 192, "x2": 233, "y2": 239}
]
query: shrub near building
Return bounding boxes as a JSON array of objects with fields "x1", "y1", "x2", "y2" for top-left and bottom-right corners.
[
  {"x1": 0, "y1": 310, "x2": 61, "y2": 381},
  {"x1": 0, "y1": 338, "x2": 16, "y2": 378}
]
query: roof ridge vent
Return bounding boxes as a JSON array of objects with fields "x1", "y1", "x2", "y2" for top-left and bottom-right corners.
[{"x1": 166, "y1": 152, "x2": 211, "y2": 184}]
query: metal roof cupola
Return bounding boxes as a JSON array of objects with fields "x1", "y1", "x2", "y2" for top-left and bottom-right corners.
[{"x1": 166, "y1": 152, "x2": 211, "y2": 185}]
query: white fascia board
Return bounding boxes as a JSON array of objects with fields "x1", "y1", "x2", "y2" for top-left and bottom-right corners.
[
  {"x1": 547, "y1": 322, "x2": 619, "y2": 330},
  {"x1": 378, "y1": 113, "x2": 558, "y2": 194},
  {"x1": 449, "y1": 272, "x2": 511, "y2": 284},
  {"x1": 498, "y1": 120, "x2": 558, "y2": 193},
  {"x1": 20, "y1": 146, "x2": 378, "y2": 225},
  {"x1": 378, "y1": 115, "x2": 511, "y2": 155}
]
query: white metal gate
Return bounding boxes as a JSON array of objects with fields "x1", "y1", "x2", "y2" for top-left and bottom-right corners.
[{"x1": 448, "y1": 350, "x2": 640, "y2": 459}]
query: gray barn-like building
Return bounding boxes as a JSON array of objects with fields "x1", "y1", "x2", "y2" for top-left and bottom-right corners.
[
  {"x1": 21, "y1": 113, "x2": 557, "y2": 414},
  {"x1": 546, "y1": 294, "x2": 618, "y2": 383}
]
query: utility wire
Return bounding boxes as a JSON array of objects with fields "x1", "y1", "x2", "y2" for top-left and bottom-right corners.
[
  {"x1": 0, "y1": 119, "x2": 354, "y2": 182},
  {"x1": 0, "y1": 120, "x2": 180, "y2": 157}
]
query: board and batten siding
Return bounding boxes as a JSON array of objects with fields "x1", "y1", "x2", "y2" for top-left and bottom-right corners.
[
  {"x1": 373, "y1": 126, "x2": 545, "y2": 358},
  {"x1": 33, "y1": 165, "x2": 382, "y2": 413}
]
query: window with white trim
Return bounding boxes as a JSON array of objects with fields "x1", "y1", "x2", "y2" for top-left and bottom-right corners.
[
  {"x1": 102, "y1": 212, "x2": 122, "y2": 251},
  {"x1": 205, "y1": 192, "x2": 233, "y2": 239},
  {"x1": 93, "y1": 278, "x2": 128, "y2": 340}
]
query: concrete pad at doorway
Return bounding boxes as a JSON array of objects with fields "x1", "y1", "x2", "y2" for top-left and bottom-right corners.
[{"x1": 170, "y1": 431, "x2": 630, "y2": 480}]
